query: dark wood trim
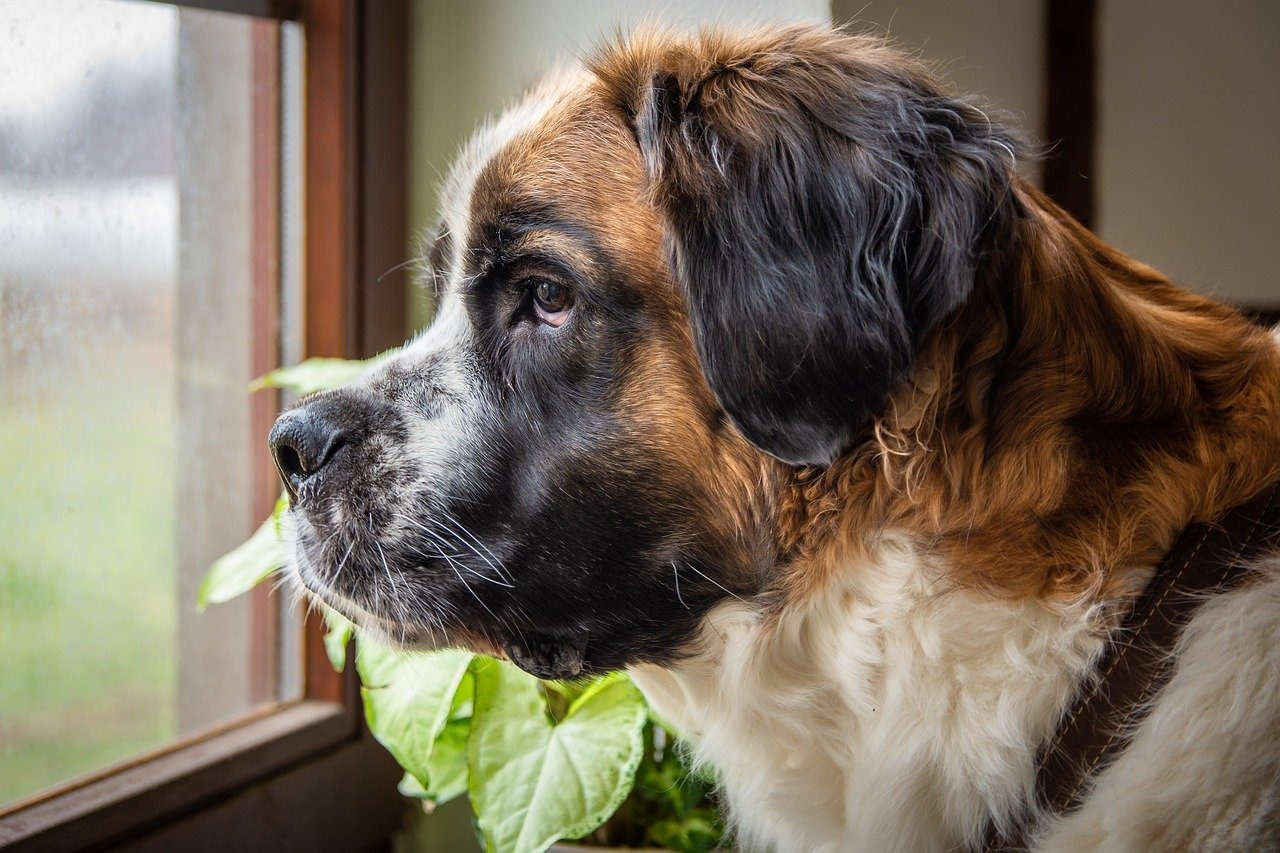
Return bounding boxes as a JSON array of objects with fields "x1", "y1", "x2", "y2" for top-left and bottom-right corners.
[
  {"x1": 0, "y1": 702, "x2": 352, "y2": 851},
  {"x1": 249, "y1": 20, "x2": 282, "y2": 554},
  {"x1": 117, "y1": 732, "x2": 402, "y2": 853},
  {"x1": 305, "y1": 616, "x2": 360, "y2": 707},
  {"x1": 300, "y1": 0, "x2": 363, "y2": 707},
  {"x1": 359, "y1": 0, "x2": 411, "y2": 354},
  {"x1": 161, "y1": 0, "x2": 301, "y2": 19},
  {"x1": 294, "y1": 0, "x2": 411, "y2": 357},
  {"x1": 300, "y1": 0, "x2": 409, "y2": 361},
  {"x1": 1043, "y1": 0, "x2": 1098, "y2": 228}
]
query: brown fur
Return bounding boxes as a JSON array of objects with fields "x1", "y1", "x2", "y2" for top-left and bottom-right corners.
[{"x1": 779, "y1": 183, "x2": 1280, "y2": 602}]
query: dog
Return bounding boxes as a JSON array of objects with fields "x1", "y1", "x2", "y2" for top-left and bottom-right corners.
[{"x1": 270, "y1": 23, "x2": 1280, "y2": 850}]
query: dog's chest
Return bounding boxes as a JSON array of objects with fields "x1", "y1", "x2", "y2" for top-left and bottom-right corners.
[{"x1": 630, "y1": 543, "x2": 1108, "y2": 850}]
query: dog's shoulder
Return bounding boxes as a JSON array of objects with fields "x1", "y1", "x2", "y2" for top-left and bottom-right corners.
[{"x1": 1038, "y1": 554, "x2": 1280, "y2": 850}]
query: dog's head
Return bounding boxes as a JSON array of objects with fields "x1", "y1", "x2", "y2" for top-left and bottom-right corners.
[{"x1": 271, "y1": 24, "x2": 1020, "y2": 678}]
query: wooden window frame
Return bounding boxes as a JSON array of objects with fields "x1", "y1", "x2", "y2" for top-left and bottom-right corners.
[{"x1": 0, "y1": 1, "x2": 409, "y2": 849}]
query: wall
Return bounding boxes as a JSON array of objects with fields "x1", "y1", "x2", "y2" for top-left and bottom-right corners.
[{"x1": 1097, "y1": 0, "x2": 1280, "y2": 306}]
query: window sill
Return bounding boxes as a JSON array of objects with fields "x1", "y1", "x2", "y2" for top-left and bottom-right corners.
[{"x1": 0, "y1": 699, "x2": 355, "y2": 851}]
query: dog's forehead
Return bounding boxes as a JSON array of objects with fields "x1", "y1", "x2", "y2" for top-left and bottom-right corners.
[{"x1": 437, "y1": 66, "x2": 659, "y2": 281}]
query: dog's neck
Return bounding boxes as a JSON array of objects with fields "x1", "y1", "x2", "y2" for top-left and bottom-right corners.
[
  {"x1": 632, "y1": 534, "x2": 1117, "y2": 850},
  {"x1": 775, "y1": 180, "x2": 1280, "y2": 604}
]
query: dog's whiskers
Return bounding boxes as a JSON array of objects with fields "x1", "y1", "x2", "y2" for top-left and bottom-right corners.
[
  {"x1": 679, "y1": 560, "x2": 746, "y2": 603},
  {"x1": 672, "y1": 560, "x2": 689, "y2": 610},
  {"x1": 435, "y1": 510, "x2": 513, "y2": 585},
  {"x1": 446, "y1": 560, "x2": 500, "y2": 622},
  {"x1": 402, "y1": 514, "x2": 513, "y2": 588}
]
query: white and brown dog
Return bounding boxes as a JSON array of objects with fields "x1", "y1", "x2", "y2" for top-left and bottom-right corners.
[{"x1": 270, "y1": 24, "x2": 1280, "y2": 850}]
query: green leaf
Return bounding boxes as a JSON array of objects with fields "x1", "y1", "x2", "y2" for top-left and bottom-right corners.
[
  {"x1": 321, "y1": 606, "x2": 355, "y2": 672},
  {"x1": 357, "y1": 640, "x2": 473, "y2": 790},
  {"x1": 399, "y1": 770, "x2": 430, "y2": 799},
  {"x1": 250, "y1": 351, "x2": 398, "y2": 396},
  {"x1": 647, "y1": 809, "x2": 726, "y2": 853},
  {"x1": 414, "y1": 716, "x2": 471, "y2": 807},
  {"x1": 398, "y1": 690, "x2": 471, "y2": 809},
  {"x1": 196, "y1": 506, "x2": 287, "y2": 611},
  {"x1": 448, "y1": 671, "x2": 475, "y2": 720},
  {"x1": 469, "y1": 663, "x2": 647, "y2": 853}
]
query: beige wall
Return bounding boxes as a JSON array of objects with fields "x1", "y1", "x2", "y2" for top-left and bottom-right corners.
[{"x1": 1097, "y1": 0, "x2": 1280, "y2": 305}]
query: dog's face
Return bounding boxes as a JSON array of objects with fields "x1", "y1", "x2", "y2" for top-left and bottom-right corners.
[{"x1": 271, "y1": 26, "x2": 1019, "y2": 677}]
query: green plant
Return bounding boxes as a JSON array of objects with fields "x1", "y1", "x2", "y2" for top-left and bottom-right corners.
[{"x1": 198, "y1": 355, "x2": 726, "y2": 853}]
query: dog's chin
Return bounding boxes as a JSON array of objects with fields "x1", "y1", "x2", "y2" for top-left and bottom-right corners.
[
  {"x1": 345, "y1": 617, "x2": 454, "y2": 652},
  {"x1": 288, "y1": 550, "x2": 442, "y2": 651},
  {"x1": 288, "y1": 546, "x2": 516, "y2": 660},
  {"x1": 289, "y1": 542, "x2": 621, "y2": 679}
]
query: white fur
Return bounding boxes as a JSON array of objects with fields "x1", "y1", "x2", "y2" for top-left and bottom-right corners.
[
  {"x1": 631, "y1": 539, "x2": 1280, "y2": 850},
  {"x1": 434, "y1": 65, "x2": 589, "y2": 278},
  {"x1": 382, "y1": 294, "x2": 481, "y2": 488},
  {"x1": 362, "y1": 67, "x2": 595, "y2": 520}
]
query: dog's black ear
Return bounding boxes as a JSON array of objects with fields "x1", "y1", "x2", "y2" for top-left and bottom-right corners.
[{"x1": 594, "y1": 26, "x2": 1021, "y2": 465}]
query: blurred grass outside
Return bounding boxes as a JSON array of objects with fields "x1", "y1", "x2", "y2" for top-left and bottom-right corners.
[
  {"x1": 0, "y1": 334, "x2": 176, "y2": 805},
  {"x1": 0, "y1": 0, "x2": 267, "y2": 809}
]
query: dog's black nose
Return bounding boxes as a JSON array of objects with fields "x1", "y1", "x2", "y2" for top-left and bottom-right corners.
[{"x1": 268, "y1": 407, "x2": 347, "y2": 501}]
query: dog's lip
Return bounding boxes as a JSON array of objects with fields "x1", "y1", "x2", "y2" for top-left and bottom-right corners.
[
  {"x1": 296, "y1": 565, "x2": 420, "y2": 642},
  {"x1": 291, "y1": 547, "x2": 362, "y2": 618},
  {"x1": 293, "y1": 545, "x2": 503, "y2": 654},
  {"x1": 290, "y1": 509, "x2": 620, "y2": 671},
  {"x1": 502, "y1": 632, "x2": 590, "y2": 679},
  {"x1": 292, "y1": 526, "x2": 577, "y2": 665}
]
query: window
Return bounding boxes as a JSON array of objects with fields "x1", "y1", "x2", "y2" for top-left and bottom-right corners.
[
  {"x1": 0, "y1": 1, "x2": 409, "y2": 847},
  {"x1": 0, "y1": 0, "x2": 303, "y2": 807}
]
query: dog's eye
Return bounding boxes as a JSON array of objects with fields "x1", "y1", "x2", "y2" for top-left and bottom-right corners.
[{"x1": 531, "y1": 278, "x2": 573, "y2": 328}]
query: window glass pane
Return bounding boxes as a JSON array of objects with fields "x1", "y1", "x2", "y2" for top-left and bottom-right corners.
[{"x1": 0, "y1": 0, "x2": 297, "y2": 807}]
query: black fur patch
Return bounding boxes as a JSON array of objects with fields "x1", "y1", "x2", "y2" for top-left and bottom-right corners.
[{"x1": 619, "y1": 32, "x2": 1022, "y2": 465}]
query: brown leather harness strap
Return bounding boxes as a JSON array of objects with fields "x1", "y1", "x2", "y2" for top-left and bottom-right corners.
[{"x1": 983, "y1": 478, "x2": 1280, "y2": 851}]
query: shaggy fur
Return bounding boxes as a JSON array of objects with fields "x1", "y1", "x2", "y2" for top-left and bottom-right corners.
[{"x1": 273, "y1": 23, "x2": 1280, "y2": 850}]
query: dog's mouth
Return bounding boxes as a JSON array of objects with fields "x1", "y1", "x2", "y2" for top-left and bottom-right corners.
[
  {"x1": 292, "y1": 536, "x2": 596, "y2": 678},
  {"x1": 501, "y1": 633, "x2": 589, "y2": 680},
  {"x1": 291, "y1": 549, "x2": 425, "y2": 641}
]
